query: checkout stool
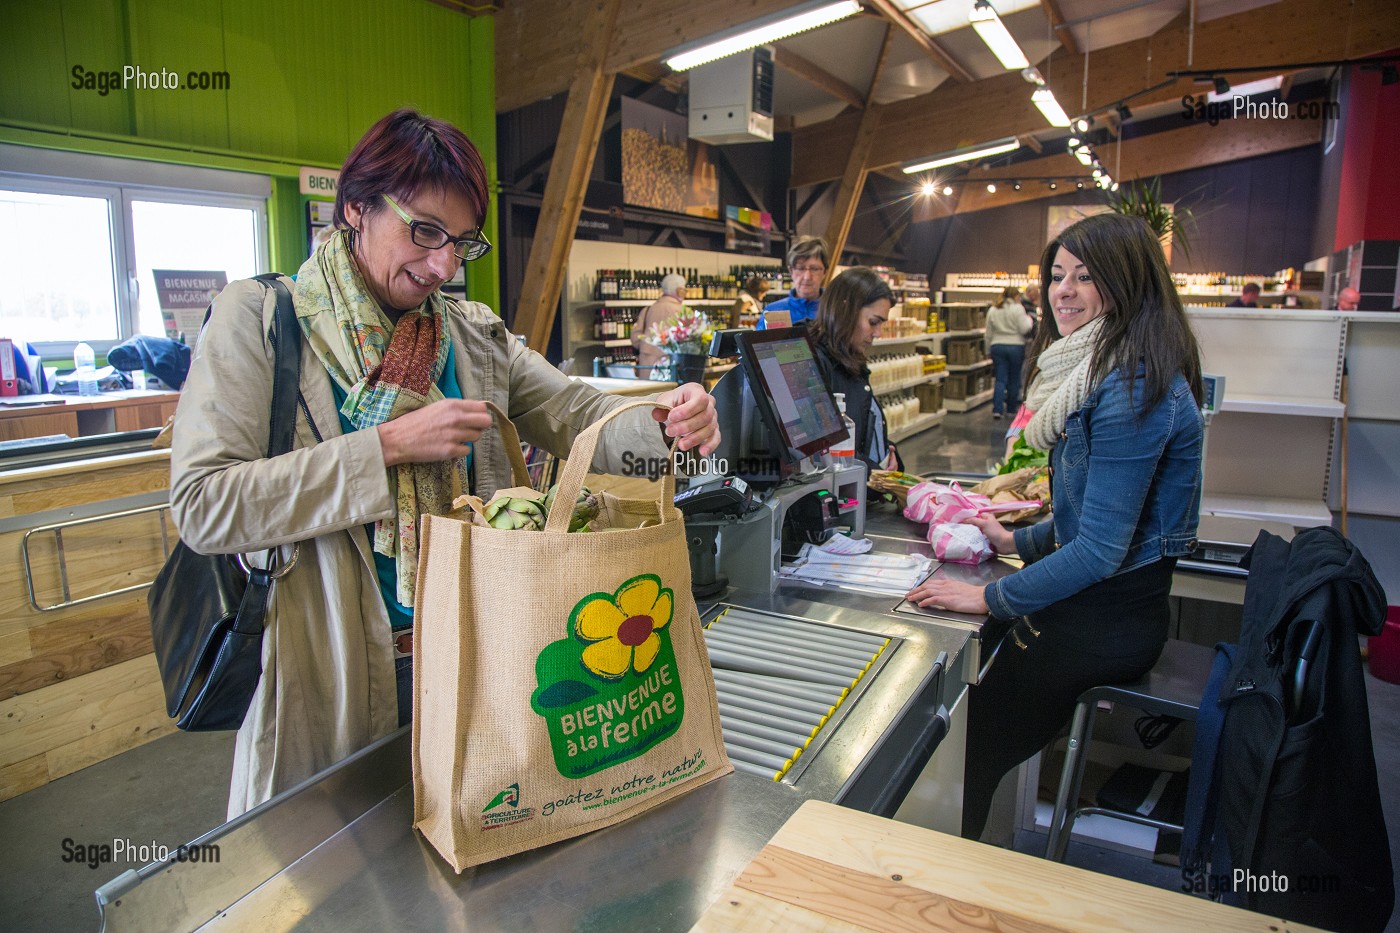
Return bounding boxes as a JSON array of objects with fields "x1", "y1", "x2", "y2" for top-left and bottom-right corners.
[{"x1": 1044, "y1": 638, "x2": 1216, "y2": 862}]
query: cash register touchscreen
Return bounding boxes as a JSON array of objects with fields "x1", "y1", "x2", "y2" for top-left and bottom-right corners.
[{"x1": 734, "y1": 327, "x2": 848, "y2": 463}]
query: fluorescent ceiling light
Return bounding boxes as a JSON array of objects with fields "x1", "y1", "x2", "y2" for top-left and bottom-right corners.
[
  {"x1": 970, "y1": 0, "x2": 1029, "y2": 70},
  {"x1": 907, "y1": 0, "x2": 1038, "y2": 38},
  {"x1": 902, "y1": 138, "x2": 1020, "y2": 173},
  {"x1": 1032, "y1": 88, "x2": 1071, "y2": 127},
  {"x1": 664, "y1": 0, "x2": 862, "y2": 71}
]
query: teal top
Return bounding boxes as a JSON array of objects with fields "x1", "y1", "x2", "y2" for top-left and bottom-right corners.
[{"x1": 329, "y1": 341, "x2": 466, "y2": 630}]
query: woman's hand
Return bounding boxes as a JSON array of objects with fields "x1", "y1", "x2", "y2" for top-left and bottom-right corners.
[
  {"x1": 654, "y1": 383, "x2": 720, "y2": 455},
  {"x1": 969, "y1": 512, "x2": 1016, "y2": 555},
  {"x1": 377, "y1": 399, "x2": 492, "y2": 466},
  {"x1": 905, "y1": 578, "x2": 989, "y2": 615}
]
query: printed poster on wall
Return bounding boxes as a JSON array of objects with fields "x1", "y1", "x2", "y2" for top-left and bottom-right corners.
[
  {"x1": 621, "y1": 97, "x2": 719, "y2": 219},
  {"x1": 724, "y1": 205, "x2": 774, "y2": 254},
  {"x1": 153, "y1": 269, "x2": 227, "y2": 348}
]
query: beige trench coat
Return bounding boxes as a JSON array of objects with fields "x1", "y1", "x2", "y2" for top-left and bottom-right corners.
[{"x1": 170, "y1": 278, "x2": 669, "y2": 818}]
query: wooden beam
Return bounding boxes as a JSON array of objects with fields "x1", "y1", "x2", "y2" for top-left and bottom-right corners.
[
  {"x1": 496, "y1": 0, "x2": 799, "y2": 113},
  {"x1": 512, "y1": 0, "x2": 622, "y2": 351},
  {"x1": 773, "y1": 47, "x2": 865, "y2": 111},
  {"x1": 1040, "y1": 0, "x2": 1079, "y2": 55},
  {"x1": 1020, "y1": 134, "x2": 1043, "y2": 154},
  {"x1": 823, "y1": 105, "x2": 884, "y2": 265},
  {"x1": 864, "y1": 0, "x2": 975, "y2": 83},
  {"x1": 822, "y1": 26, "x2": 896, "y2": 265},
  {"x1": 930, "y1": 110, "x2": 1323, "y2": 216},
  {"x1": 792, "y1": 0, "x2": 1400, "y2": 187}
]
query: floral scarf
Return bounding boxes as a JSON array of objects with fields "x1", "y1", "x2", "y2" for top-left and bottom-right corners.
[
  {"x1": 1023, "y1": 316, "x2": 1107, "y2": 451},
  {"x1": 294, "y1": 228, "x2": 467, "y2": 606}
]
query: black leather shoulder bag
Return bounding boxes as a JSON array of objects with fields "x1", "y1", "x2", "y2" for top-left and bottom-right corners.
[{"x1": 149, "y1": 273, "x2": 301, "y2": 732}]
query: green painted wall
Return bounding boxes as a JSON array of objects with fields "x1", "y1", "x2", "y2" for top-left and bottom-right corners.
[{"x1": 0, "y1": 0, "x2": 499, "y2": 309}]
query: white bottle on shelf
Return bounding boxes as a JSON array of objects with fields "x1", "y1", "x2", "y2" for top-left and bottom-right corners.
[{"x1": 74, "y1": 341, "x2": 100, "y2": 397}]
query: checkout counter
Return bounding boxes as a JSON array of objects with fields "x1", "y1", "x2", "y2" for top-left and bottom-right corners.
[{"x1": 85, "y1": 333, "x2": 1274, "y2": 931}]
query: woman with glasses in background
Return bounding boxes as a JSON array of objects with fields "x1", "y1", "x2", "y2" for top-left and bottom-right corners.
[
  {"x1": 171, "y1": 109, "x2": 720, "y2": 819},
  {"x1": 758, "y1": 235, "x2": 829, "y2": 328}
]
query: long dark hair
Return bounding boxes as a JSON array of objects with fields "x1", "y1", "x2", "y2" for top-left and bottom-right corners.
[
  {"x1": 1027, "y1": 213, "x2": 1203, "y2": 412},
  {"x1": 809, "y1": 267, "x2": 894, "y2": 374}
]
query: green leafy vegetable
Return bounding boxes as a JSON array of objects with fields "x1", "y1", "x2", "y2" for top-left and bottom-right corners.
[{"x1": 999, "y1": 432, "x2": 1049, "y2": 475}]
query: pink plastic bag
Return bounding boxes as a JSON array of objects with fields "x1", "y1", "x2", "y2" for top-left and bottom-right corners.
[
  {"x1": 904, "y1": 481, "x2": 1039, "y2": 525},
  {"x1": 929, "y1": 522, "x2": 994, "y2": 564}
]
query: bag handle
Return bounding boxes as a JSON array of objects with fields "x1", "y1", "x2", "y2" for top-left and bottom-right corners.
[
  {"x1": 483, "y1": 401, "x2": 533, "y2": 488},
  {"x1": 544, "y1": 399, "x2": 678, "y2": 534}
]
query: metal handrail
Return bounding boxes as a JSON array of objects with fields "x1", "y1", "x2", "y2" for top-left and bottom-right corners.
[{"x1": 21, "y1": 503, "x2": 172, "y2": 613}]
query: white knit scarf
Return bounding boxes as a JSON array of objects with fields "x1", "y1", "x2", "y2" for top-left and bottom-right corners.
[{"x1": 1023, "y1": 316, "x2": 1107, "y2": 451}]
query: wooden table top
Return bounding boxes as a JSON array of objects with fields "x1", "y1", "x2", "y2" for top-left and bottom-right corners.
[{"x1": 693, "y1": 800, "x2": 1324, "y2": 932}]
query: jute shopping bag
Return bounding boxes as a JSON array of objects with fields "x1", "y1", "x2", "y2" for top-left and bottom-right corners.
[{"x1": 412, "y1": 400, "x2": 732, "y2": 871}]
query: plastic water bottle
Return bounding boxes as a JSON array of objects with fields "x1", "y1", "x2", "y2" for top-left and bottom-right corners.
[
  {"x1": 830, "y1": 393, "x2": 856, "y2": 460},
  {"x1": 74, "y1": 342, "x2": 100, "y2": 397}
]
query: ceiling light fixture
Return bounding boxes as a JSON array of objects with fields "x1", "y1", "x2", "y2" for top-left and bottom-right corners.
[
  {"x1": 1067, "y1": 136, "x2": 1080, "y2": 149},
  {"x1": 1116, "y1": 103, "x2": 1133, "y2": 121},
  {"x1": 902, "y1": 137, "x2": 1021, "y2": 173},
  {"x1": 1074, "y1": 116, "x2": 1091, "y2": 133},
  {"x1": 1076, "y1": 181, "x2": 1084, "y2": 189},
  {"x1": 987, "y1": 183, "x2": 997, "y2": 193},
  {"x1": 1013, "y1": 182, "x2": 1022, "y2": 191},
  {"x1": 1048, "y1": 181, "x2": 1058, "y2": 190},
  {"x1": 1212, "y1": 76, "x2": 1231, "y2": 96},
  {"x1": 1110, "y1": 181, "x2": 1120, "y2": 191},
  {"x1": 969, "y1": 0, "x2": 1029, "y2": 71},
  {"x1": 663, "y1": 0, "x2": 861, "y2": 71},
  {"x1": 943, "y1": 185, "x2": 954, "y2": 196},
  {"x1": 920, "y1": 182, "x2": 936, "y2": 196},
  {"x1": 1032, "y1": 88, "x2": 1072, "y2": 127},
  {"x1": 1073, "y1": 145, "x2": 1093, "y2": 166}
]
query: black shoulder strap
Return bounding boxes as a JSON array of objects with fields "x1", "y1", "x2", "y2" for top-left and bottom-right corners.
[{"x1": 254, "y1": 273, "x2": 300, "y2": 459}]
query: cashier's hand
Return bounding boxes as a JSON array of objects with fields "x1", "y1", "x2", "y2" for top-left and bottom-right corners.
[
  {"x1": 654, "y1": 383, "x2": 721, "y2": 456},
  {"x1": 905, "y1": 579, "x2": 989, "y2": 615},
  {"x1": 968, "y1": 513, "x2": 1015, "y2": 555}
]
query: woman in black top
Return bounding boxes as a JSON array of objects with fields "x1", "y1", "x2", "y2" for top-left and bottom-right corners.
[{"x1": 809, "y1": 267, "x2": 900, "y2": 477}]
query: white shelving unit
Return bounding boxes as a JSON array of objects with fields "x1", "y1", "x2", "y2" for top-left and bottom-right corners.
[
  {"x1": 890, "y1": 409, "x2": 947, "y2": 442},
  {"x1": 871, "y1": 334, "x2": 935, "y2": 348},
  {"x1": 873, "y1": 372, "x2": 944, "y2": 396},
  {"x1": 946, "y1": 388, "x2": 994, "y2": 412},
  {"x1": 1188, "y1": 308, "x2": 1348, "y2": 529},
  {"x1": 946, "y1": 360, "x2": 992, "y2": 373}
]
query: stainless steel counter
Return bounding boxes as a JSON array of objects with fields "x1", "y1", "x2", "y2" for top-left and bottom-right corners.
[{"x1": 96, "y1": 502, "x2": 1016, "y2": 932}]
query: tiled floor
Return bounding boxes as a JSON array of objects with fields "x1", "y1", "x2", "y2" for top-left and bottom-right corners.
[{"x1": 1, "y1": 403, "x2": 1396, "y2": 931}]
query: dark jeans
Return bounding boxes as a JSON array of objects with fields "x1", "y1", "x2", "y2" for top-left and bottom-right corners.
[
  {"x1": 395, "y1": 655, "x2": 413, "y2": 727},
  {"x1": 961, "y1": 558, "x2": 1176, "y2": 840},
  {"x1": 989, "y1": 343, "x2": 1025, "y2": 416}
]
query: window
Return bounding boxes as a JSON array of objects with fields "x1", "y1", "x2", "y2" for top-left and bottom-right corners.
[{"x1": 0, "y1": 147, "x2": 269, "y2": 357}]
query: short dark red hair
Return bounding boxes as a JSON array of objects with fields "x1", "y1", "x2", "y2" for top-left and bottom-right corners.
[{"x1": 334, "y1": 108, "x2": 489, "y2": 231}]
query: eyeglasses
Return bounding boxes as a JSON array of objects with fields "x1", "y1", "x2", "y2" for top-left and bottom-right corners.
[
  {"x1": 381, "y1": 194, "x2": 492, "y2": 261},
  {"x1": 791, "y1": 263, "x2": 827, "y2": 277}
]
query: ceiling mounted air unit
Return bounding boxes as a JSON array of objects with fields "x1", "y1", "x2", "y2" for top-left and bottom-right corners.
[{"x1": 688, "y1": 47, "x2": 775, "y2": 145}]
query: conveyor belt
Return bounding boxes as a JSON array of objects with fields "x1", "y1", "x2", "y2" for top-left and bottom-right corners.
[{"x1": 704, "y1": 607, "x2": 893, "y2": 783}]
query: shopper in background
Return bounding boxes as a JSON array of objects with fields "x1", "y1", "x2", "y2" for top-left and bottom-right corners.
[
  {"x1": 809, "y1": 267, "x2": 901, "y2": 477},
  {"x1": 1227, "y1": 283, "x2": 1261, "y2": 308},
  {"x1": 729, "y1": 274, "x2": 770, "y2": 328},
  {"x1": 1337, "y1": 286, "x2": 1361, "y2": 311},
  {"x1": 632, "y1": 273, "x2": 687, "y2": 373},
  {"x1": 1020, "y1": 283, "x2": 1041, "y2": 341},
  {"x1": 171, "y1": 108, "x2": 720, "y2": 819},
  {"x1": 906, "y1": 212, "x2": 1205, "y2": 842},
  {"x1": 758, "y1": 236, "x2": 828, "y2": 328},
  {"x1": 986, "y1": 286, "x2": 1033, "y2": 420}
]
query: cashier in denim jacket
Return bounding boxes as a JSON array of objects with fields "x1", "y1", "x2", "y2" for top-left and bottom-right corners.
[{"x1": 905, "y1": 213, "x2": 1205, "y2": 841}]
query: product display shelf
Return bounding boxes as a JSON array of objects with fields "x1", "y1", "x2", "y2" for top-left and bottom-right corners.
[
  {"x1": 946, "y1": 388, "x2": 994, "y2": 412},
  {"x1": 946, "y1": 359, "x2": 992, "y2": 373},
  {"x1": 889, "y1": 409, "x2": 947, "y2": 443},
  {"x1": 577, "y1": 298, "x2": 740, "y2": 308},
  {"x1": 873, "y1": 372, "x2": 942, "y2": 397},
  {"x1": 1188, "y1": 308, "x2": 1347, "y2": 529},
  {"x1": 871, "y1": 334, "x2": 935, "y2": 347}
]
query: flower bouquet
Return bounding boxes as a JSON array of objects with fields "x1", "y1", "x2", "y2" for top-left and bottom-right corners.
[{"x1": 641, "y1": 306, "x2": 714, "y2": 383}]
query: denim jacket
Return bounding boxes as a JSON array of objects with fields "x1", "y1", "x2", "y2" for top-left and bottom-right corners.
[{"x1": 984, "y1": 367, "x2": 1203, "y2": 619}]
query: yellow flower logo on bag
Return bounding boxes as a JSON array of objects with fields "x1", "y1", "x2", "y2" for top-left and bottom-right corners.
[{"x1": 530, "y1": 574, "x2": 685, "y2": 779}]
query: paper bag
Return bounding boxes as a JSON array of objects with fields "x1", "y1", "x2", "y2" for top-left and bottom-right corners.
[{"x1": 412, "y1": 400, "x2": 732, "y2": 871}]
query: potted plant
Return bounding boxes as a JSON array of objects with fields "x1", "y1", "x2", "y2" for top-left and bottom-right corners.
[{"x1": 1108, "y1": 176, "x2": 1196, "y2": 263}]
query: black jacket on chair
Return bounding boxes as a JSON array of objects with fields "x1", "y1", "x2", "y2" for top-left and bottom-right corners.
[{"x1": 1183, "y1": 526, "x2": 1393, "y2": 932}]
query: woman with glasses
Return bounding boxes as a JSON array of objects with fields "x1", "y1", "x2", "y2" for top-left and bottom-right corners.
[
  {"x1": 758, "y1": 235, "x2": 829, "y2": 328},
  {"x1": 171, "y1": 109, "x2": 720, "y2": 818}
]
